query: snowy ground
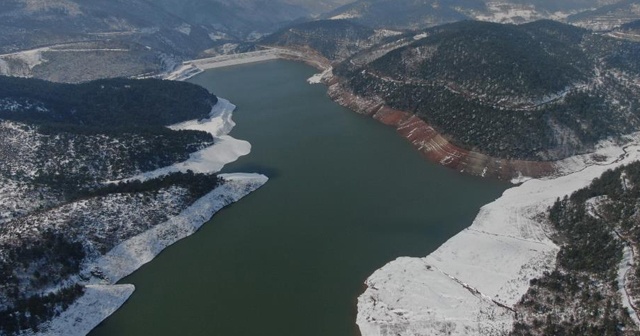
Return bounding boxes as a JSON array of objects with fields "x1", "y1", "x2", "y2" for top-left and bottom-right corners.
[
  {"x1": 618, "y1": 241, "x2": 640, "y2": 326},
  {"x1": 307, "y1": 68, "x2": 333, "y2": 84},
  {"x1": 16, "y1": 69, "x2": 268, "y2": 333},
  {"x1": 29, "y1": 285, "x2": 135, "y2": 336},
  {"x1": 32, "y1": 173, "x2": 267, "y2": 336},
  {"x1": 118, "y1": 98, "x2": 251, "y2": 183},
  {"x1": 88, "y1": 173, "x2": 267, "y2": 284},
  {"x1": 473, "y1": 2, "x2": 573, "y2": 24},
  {"x1": 58, "y1": 85, "x2": 266, "y2": 333},
  {"x1": 357, "y1": 132, "x2": 640, "y2": 336}
]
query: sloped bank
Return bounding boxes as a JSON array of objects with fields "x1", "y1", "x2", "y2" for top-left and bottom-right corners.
[
  {"x1": 259, "y1": 45, "x2": 557, "y2": 180},
  {"x1": 292, "y1": 49, "x2": 622, "y2": 181},
  {"x1": 33, "y1": 173, "x2": 267, "y2": 336},
  {"x1": 324, "y1": 77, "x2": 561, "y2": 181},
  {"x1": 356, "y1": 132, "x2": 640, "y2": 335},
  {"x1": 289, "y1": 51, "x2": 640, "y2": 335},
  {"x1": 29, "y1": 95, "x2": 266, "y2": 334}
]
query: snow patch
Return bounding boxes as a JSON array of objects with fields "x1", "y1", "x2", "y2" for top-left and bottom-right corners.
[
  {"x1": 413, "y1": 33, "x2": 428, "y2": 40},
  {"x1": 307, "y1": 68, "x2": 333, "y2": 84},
  {"x1": 358, "y1": 132, "x2": 640, "y2": 335},
  {"x1": 119, "y1": 98, "x2": 250, "y2": 182},
  {"x1": 0, "y1": 48, "x2": 49, "y2": 76},
  {"x1": 175, "y1": 23, "x2": 191, "y2": 35},
  {"x1": 330, "y1": 13, "x2": 361, "y2": 20},
  {"x1": 375, "y1": 29, "x2": 403, "y2": 38},
  {"x1": 89, "y1": 173, "x2": 268, "y2": 283},
  {"x1": 31, "y1": 285, "x2": 135, "y2": 336},
  {"x1": 208, "y1": 32, "x2": 229, "y2": 41}
]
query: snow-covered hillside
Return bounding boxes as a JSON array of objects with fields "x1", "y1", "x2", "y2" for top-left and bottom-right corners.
[
  {"x1": 0, "y1": 89, "x2": 266, "y2": 335},
  {"x1": 357, "y1": 132, "x2": 640, "y2": 335}
]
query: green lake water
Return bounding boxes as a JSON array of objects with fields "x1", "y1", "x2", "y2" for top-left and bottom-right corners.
[{"x1": 90, "y1": 60, "x2": 508, "y2": 336}]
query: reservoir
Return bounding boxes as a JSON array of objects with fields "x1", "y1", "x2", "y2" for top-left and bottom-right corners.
[{"x1": 90, "y1": 60, "x2": 508, "y2": 336}]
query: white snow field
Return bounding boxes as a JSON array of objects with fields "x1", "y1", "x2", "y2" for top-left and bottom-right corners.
[{"x1": 357, "y1": 132, "x2": 640, "y2": 336}]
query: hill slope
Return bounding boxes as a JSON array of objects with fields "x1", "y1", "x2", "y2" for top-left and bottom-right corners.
[
  {"x1": 0, "y1": 0, "x2": 355, "y2": 82},
  {"x1": 261, "y1": 20, "x2": 383, "y2": 61},
  {"x1": 513, "y1": 161, "x2": 640, "y2": 334},
  {"x1": 324, "y1": 0, "x2": 637, "y2": 30},
  {"x1": 325, "y1": 20, "x2": 640, "y2": 162},
  {"x1": 0, "y1": 76, "x2": 235, "y2": 335},
  {"x1": 567, "y1": 0, "x2": 640, "y2": 30},
  {"x1": 0, "y1": 0, "x2": 221, "y2": 81},
  {"x1": 323, "y1": 0, "x2": 485, "y2": 29}
]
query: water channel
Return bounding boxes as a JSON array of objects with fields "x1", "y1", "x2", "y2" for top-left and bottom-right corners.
[{"x1": 90, "y1": 60, "x2": 507, "y2": 336}]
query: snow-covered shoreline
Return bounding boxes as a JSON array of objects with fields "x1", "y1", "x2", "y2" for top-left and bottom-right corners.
[
  {"x1": 34, "y1": 173, "x2": 267, "y2": 336},
  {"x1": 357, "y1": 132, "x2": 640, "y2": 335},
  {"x1": 117, "y1": 98, "x2": 250, "y2": 183},
  {"x1": 29, "y1": 70, "x2": 267, "y2": 334}
]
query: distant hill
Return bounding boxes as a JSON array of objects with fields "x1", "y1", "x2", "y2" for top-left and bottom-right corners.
[
  {"x1": 323, "y1": 0, "x2": 638, "y2": 30},
  {"x1": 0, "y1": 0, "x2": 220, "y2": 81},
  {"x1": 327, "y1": 20, "x2": 640, "y2": 160},
  {"x1": 152, "y1": 0, "x2": 356, "y2": 38},
  {"x1": 151, "y1": 0, "x2": 307, "y2": 38},
  {"x1": 1, "y1": 0, "x2": 207, "y2": 49},
  {"x1": 261, "y1": 20, "x2": 381, "y2": 61},
  {"x1": 323, "y1": 0, "x2": 484, "y2": 30},
  {"x1": 0, "y1": 0, "x2": 356, "y2": 82},
  {"x1": 566, "y1": 0, "x2": 640, "y2": 30}
]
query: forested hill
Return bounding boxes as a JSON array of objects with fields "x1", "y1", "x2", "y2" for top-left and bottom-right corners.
[
  {"x1": 323, "y1": 0, "x2": 638, "y2": 30},
  {"x1": 334, "y1": 20, "x2": 640, "y2": 160},
  {"x1": 513, "y1": 162, "x2": 640, "y2": 334},
  {"x1": 363, "y1": 20, "x2": 591, "y2": 98},
  {"x1": 0, "y1": 76, "x2": 218, "y2": 197},
  {"x1": 0, "y1": 76, "x2": 216, "y2": 131},
  {"x1": 0, "y1": 76, "x2": 227, "y2": 335}
]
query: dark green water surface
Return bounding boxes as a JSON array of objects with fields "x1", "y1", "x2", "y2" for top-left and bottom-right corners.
[{"x1": 90, "y1": 60, "x2": 508, "y2": 336}]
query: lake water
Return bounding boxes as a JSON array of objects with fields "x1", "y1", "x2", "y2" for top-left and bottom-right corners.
[{"x1": 90, "y1": 60, "x2": 507, "y2": 336}]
